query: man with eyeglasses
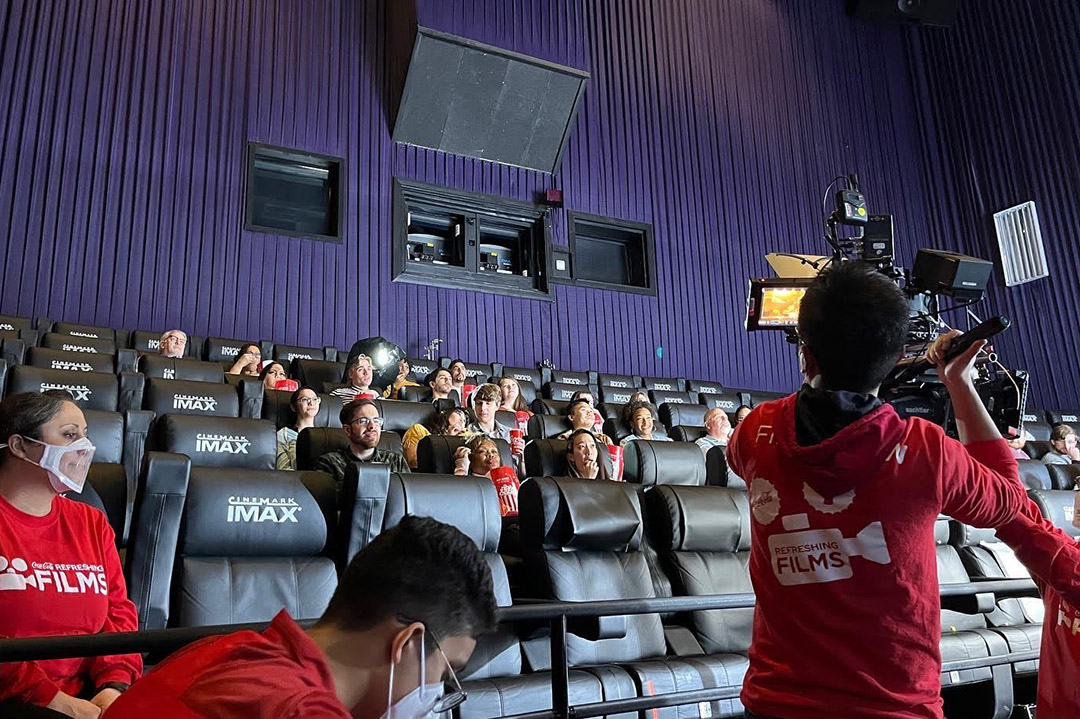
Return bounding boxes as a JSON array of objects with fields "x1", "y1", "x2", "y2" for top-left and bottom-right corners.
[
  {"x1": 106, "y1": 515, "x2": 496, "y2": 719},
  {"x1": 157, "y1": 329, "x2": 187, "y2": 358},
  {"x1": 314, "y1": 398, "x2": 410, "y2": 495}
]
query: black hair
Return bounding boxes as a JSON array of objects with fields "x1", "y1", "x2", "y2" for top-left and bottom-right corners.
[
  {"x1": 733, "y1": 405, "x2": 752, "y2": 425},
  {"x1": 340, "y1": 398, "x2": 381, "y2": 426},
  {"x1": 320, "y1": 515, "x2": 497, "y2": 645},
  {"x1": 621, "y1": 399, "x2": 655, "y2": 428},
  {"x1": 426, "y1": 367, "x2": 451, "y2": 386},
  {"x1": 565, "y1": 398, "x2": 592, "y2": 419},
  {"x1": 259, "y1": 362, "x2": 285, "y2": 382},
  {"x1": 429, "y1": 407, "x2": 469, "y2": 435},
  {"x1": 569, "y1": 390, "x2": 594, "y2": 405},
  {"x1": 242, "y1": 343, "x2": 261, "y2": 355},
  {"x1": 0, "y1": 392, "x2": 77, "y2": 464},
  {"x1": 797, "y1": 261, "x2": 910, "y2": 392},
  {"x1": 449, "y1": 359, "x2": 466, "y2": 371},
  {"x1": 565, "y1": 429, "x2": 611, "y2": 481},
  {"x1": 289, "y1": 385, "x2": 318, "y2": 407}
]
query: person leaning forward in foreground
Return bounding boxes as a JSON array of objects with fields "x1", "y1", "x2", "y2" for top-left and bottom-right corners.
[
  {"x1": 106, "y1": 515, "x2": 497, "y2": 719},
  {"x1": 727, "y1": 261, "x2": 1026, "y2": 719}
]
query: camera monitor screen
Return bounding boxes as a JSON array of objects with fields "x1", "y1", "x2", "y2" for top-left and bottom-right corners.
[{"x1": 746, "y1": 278, "x2": 814, "y2": 331}]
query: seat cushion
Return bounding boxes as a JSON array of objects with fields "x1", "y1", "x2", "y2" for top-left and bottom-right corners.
[
  {"x1": 939, "y1": 631, "x2": 993, "y2": 686},
  {"x1": 623, "y1": 654, "x2": 748, "y2": 719},
  {"x1": 992, "y1": 623, "x2": 1041, "y2": 675},
  {"x1": 459, "y1": 668, "x2": 633, "y2": 719}
]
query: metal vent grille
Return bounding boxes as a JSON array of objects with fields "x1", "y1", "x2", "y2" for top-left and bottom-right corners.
[{"x1": 993, "y1": 201, "x2": 1049, "y2": 286}]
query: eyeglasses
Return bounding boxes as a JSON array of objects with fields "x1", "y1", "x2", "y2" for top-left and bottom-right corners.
[
  {"x1": 298, "y1": 397, "x2": 322, "y2": 406},
  {"x1": 396, "y1": 615, "x2": 467, "y2": 713},
  {"x1": 348, "y1": 417, "x2": 384, "y2": 428}
]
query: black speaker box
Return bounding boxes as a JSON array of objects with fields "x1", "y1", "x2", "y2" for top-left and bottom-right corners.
[
  {"x1": 846, "y1": 0, "x2": 961, "y2": 27},
  {"x1": 911, "y1": 249, "x2": 992, "y2": 301}
]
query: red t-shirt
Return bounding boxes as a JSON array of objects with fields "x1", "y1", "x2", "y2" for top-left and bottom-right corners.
[
  {"x1": 0, "y1": 492, "x2": 142, "y2": 706},
  {"x1": 728, "y1": 394, "x2": 1024, "y2": 719},
  {"x1": 107, "y1": 610, "x2": 351, "y2": 719}
]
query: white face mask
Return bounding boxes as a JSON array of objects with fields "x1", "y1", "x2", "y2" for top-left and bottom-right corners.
[
  {"x1": 6, "y1": 436, "x2": 96, "y2": 494},
  {"x1": 379, "y1": 634, "x2": 444, "y2": 719}
]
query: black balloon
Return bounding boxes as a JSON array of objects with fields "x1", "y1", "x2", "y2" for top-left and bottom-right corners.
[{"x1": 342, "y1": 337, "x2": 405, "y2": 389}]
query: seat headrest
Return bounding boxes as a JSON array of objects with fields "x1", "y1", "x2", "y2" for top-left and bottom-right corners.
[
  {"x1": 1047, "y1": 409, "x2": 1080, "y2": 426},
  {"x1": 1047, "y1": 463, "x2": 1080, "y2": 491},
  {"x1": 671, "y1": 426, "x2": 707, "y2": 443},
  {"x1": 623, "y1": 441, "x2": 704, "y2": 486},
  {"x1": 646, "y1": 485, "x2": 750, "y2": 552},
  {"x1": 376, "y1": 400, "x2": 439, "y2": 434},
  {"x1": 597, "y1": 373, "x2": 638, "y2": 390},
  {"x1": 641, "y1": 376, "x2": 683, "y2": 392},
  {"x1": 701, "y1": 392, "x2": 743, "y2": 414},
  {"x1": 273, "y1": 345, "x2": 323, "y2": 362},
  {"x1": 144, "y1": 378, "x2": 240, "y2": 417},
  {"x1": 262, "y1": 390, "x2": 338, "y2": 430},
  {"x1": 1025, "y1": 441, "x2": 1053, "y2": 460},
  {"x1": 416, "y1": 435, "x2": 514, "y2": 475},
  {"x1": 532, "y1": 398, "x2": 570, "y2": 416},
  {"x1": 296, "y1": 427, "x2": 349, "y2": 470},
  {"x1": 1028, "y1": 490, "x2": 1080, "y2": 538},
  {"x1": 52, "y1": 322, "x2": 116, "y2": 341},
  {"x1": 27, "y1": 347, "x2": 115, "y2": 373},
  {"x1": 8, "y1": 366, "x2": 119, "y2": 411},
  {"x1": 1017, "y1": 460, "x2": 1052, "y2": 490},
  {"x1": 688, "y1": 380, "x2": 725, "y2": 395},
  {"x1": 649, "y1": 390, "x2": 697, "y2": 407},
  {"x1": 384, "y1": 474, "x2": 502, "y2": 551},
  {"x1": 1023, "y1": 419, "x2": 1052, "y2": 441},
  {"x1": 599, "y1": 387, "x2": 636, "y2": 406},
  {"x1": 398, "y1": 385, "x2": 434, "y2": 404},
  {"x1": 83, "y1": 410, "x2": 124, "y2": 464},
  {"x1": 947, "y1": 521, "x2": 997, "y2": 548},
  {"x1": 406, "y1": 357, "x2": 440, "y2": 380},
  {"x1": 527, "y1": 414, "x2": 573, "y2": 439},
  {"x1": 204, "y1": 337, "x2": 257, "y2": 363},
  {"x1": 0, "y1": 315, "x2": 34, "y2": 332},
  {"x1": 42, "y1": 332, "x2": 117, "y2": 355},
  {"x1": 524, "y1": 439, "x2": 570, "y2": 478},
  {"x1": 659, "y1": 403, "x2": 708, "y2": 429},
  {"x1": 140, "y1": 356, "x2": 226, "y2": 382},
  {"x1": 549, "y1": 370, "x2": 591, "y2": 387},
  {"x1": 519, "y1": 477, "x2": 642, "y2": 552},
  {"x1": 181, "y1": 468, "x2": 331, "y2": 556},
  {"x1": 152, "y1": 415, "x2": 276, "y2": 469},
  {"x1": 597, "y1": 402, "x2": 625, "y2": 421},
  {"x1": 545, "y1": 382, "x2": 589, "y2": 402},
  {"x1": 291, "y1": 359, "x2": 347, "y2": 392},
  {"x1": 502, "y1": 366, "x2": 543, "y2": 387},
  {"x1": 933, "y1": 516, "x2": 951, "y2": 545}
]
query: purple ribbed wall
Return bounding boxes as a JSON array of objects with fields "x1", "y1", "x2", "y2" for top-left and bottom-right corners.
[{"x1": 2, "y1": 0, "x2": 1029, "y2": 398}]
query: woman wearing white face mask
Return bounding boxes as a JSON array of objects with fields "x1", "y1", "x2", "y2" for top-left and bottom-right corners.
[
  {"x1": 0, "y1": 391, "x2": 142, "y2": 719},
  {"x1": 103, "y1": 516, "x2": 495, "y2": 719}
]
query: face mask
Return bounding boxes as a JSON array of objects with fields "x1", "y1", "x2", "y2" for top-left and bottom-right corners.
[
  {"x1": 379, "y1": 634, "x2": 444, "y2": 719},
  {"x1": 7, "y1": 436, "x2": 96, "y2": 494}
]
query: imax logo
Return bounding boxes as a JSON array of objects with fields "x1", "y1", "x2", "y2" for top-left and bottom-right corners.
[
  {"x1": 69, "y1": 331, "x2": 100, "y2": 338},
  {"x1": 227, "y1": 496, "x2": 300, "y2": 523},
  {"x1": 513, "y1": 374, "x2": 532, "y2": 382},
  {"x1": 195, "y1": 433, "x2": 250, "y2": 454},
  {"x1": 173, "y1": 394, "x2": 218, "y2": 412},
  {"x1": 1023, "y1": 414, "x2": 1039, "y2": 423},
  {"x1": 607, "y1": 380, "x2": 629, "y2": 388},
  {"x1": 147, "y1": 339, "x2": 160, "y2": 349},
  {"x1": 653, "y1": 383, "x2": 673, "y2": 391},
  {"x1": 50, "y1": 360, "x2": 94, "y2": 372},
  {"x1": 561, "y1": 377, "x2": 583, "y2": 385},
  {"x1": 0, "y1": 323, "x2": 14, "y2": 330},
  {"x1": 1063, "y1": 414, "x2": 1079, "y2": 423},
  {"x1": 221, "y1": 346, "x2": 242, "y2": 357},
  {"x1": 163, "y1": 368, "x2": 175, "y2": 380},
  {"x1": 61, "y1": 344, "x2": 97, "y2": 353},
  {"x1": 699, "y1": 387, "x2": 719, "y2": 394},
  {"x1": 668, "y1": 397, "x2": 686, "y2": 403},
  {"x1": 287, "y1": 352, "x2": 313, "y2": 361},
  {"x1": 613, "y1": 394, "x2": 632, "y2": 403},
  {"x1": 715, "y1": 400, "x2": 736, "y2": 410},
  {"x1": 40, "y1": 383, "x2": 91, "y2": 402}
]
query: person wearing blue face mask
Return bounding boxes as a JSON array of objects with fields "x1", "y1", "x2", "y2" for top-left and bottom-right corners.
[
  {"x1": 0, "y1": 391, "x2": 142, "y2": 719},
  {"x1": 106, "y1": 515, "x2": 497, "y2": 719}
]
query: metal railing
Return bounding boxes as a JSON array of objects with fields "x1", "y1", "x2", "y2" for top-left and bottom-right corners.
[{"x1": 0, "y1": 580, "x2": 1042, "y2": 719}]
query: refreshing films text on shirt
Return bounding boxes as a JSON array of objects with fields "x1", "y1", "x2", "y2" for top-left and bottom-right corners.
[{"x1": 0, "y1": 556, "x2": 107, "y2": 595}]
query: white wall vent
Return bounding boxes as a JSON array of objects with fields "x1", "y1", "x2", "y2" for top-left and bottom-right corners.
[{"x1": 993, "y1": 201, "x2": 1049, "y2": 287}]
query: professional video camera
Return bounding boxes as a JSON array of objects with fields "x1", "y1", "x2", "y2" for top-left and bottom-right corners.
[{"x1": 744, "y1": 174, "x2": 1029, "y2": 438}]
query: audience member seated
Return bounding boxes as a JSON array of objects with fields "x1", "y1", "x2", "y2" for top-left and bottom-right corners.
[
  {"x1": 0, "y1": 392, "x2": 141, "y2": 717},
  {"x1": 555, "y1": 398, "x2": 612, "y2": 445},
  {"x1": 620, "y1": 400, "x2": 672, "y2": 448},
  {"x1": 565, "y1": 429, "x2": 611, "y2": 480},
  {"x1": 276, "y1": 386, "x2": 321, "y2": 470},
  {"x1": 733, "y1": 404, "x2": 752, "y2": 426},
  {"x1": 259, "y1": 361, "x2": 289, "y2": 391},
  {"x1": 426, "y1": 367, "x2": 456, "y2": 403},
  {"x1": 449, "y1": 358, "x2": 469, "y2": 395},
  {"x1": 454, "y1": 436, "x2": 522, "y2": 524},
  {"x1": 105, "y1": 516, "x2": 496, "y2": 719},
  {"x1": 157, "y1": 329, "x2": 187, "y2": 358},
  {"x1": 329, "y1": 354, "x2": 377, "y2": 404},
  {"x1": 1043, "y1": 424, "x2": 1080, "y2": 465},
  {"x1": 1006, "y1": 429, "x2": 1035, "y2": 460},
  {"x1": 695, "y1": 407, "x2": 733, "y2": 456},
  {"x1": 401, "y1": 407, "x2": 470, "y2": 469},
  {"x1": 453, "y1": 435, "x2": 502, "y2": 478},
  {"x1": 314, "y1": 399, "x2": 409, "y2": 492},
  {"x1": 226, "y1": 343, "x2": 262, "y2": 376},
  {"x1": 498, "y1": 376, "x2": 533, "y2": 417},
  {"x1": 467, "y1": 384, "x2": 525, "y2": 460},
  {"x1": 382, "y1": 358, "x2": 420, "y2": 400}
]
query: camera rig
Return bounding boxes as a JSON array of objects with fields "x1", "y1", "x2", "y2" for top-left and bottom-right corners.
[{"x1": 744, "y1": 174, "x2": 1029, "y2": 438}]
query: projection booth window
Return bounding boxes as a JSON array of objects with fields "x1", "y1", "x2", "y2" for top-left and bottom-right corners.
[
  {"x1": 567, "y1": 212, "x2": 656, "y2": 295},
  {"x1": 245, "y1": 143, "x2": 343, "y2": 242}
]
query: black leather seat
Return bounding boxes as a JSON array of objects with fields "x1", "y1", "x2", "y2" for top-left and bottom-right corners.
[
  {"x1": 143, "y1": 378, "x2": 241, "y2": 417},
  {"x1": 705, "y1": 445, "x2": 742, "y2": 489},
  {"x1": 65, "y1": 409, "x2": 134, "y2": 543},
  {"x1": 532, "y1": 397, "x2": 571, "y2": 415},
  {"x1": 1016, "y1": 460, "x2": 1053, "y2": 490},
  {"x1": 140, "y1": 355, "x2": 226, "y2": 382},
  {"x1": 415, "y1": 435, "x2": 513, "y2": 475},
  {"x1": 670, "y1": 425, "x2": 707, "y2": 443},
  {"x1": 51, "y1": 321, "x2": 118, "y2": 341},
  {"x1": 291, "y1": 358, "x2": 348, "y2": 392},
  {"x1": 950, "y1": 521, "x2": 1041, "y2": 678},
  {"x1": 262, "y1": 389, "x2": 340, "y2": 429},
  {"x1": 700, "y1": 392, "x2": 744, "y2": 416},
  {"x1": 598, "y1": 386, "x2": 636, "y2": 407},
  {"x1": 1028, "y1": 489, "x2": 1080, "y2": 537},
  {"x1": 641, "y1": 376, "x2": 685, "y2": 392},
  {"x1": 204, "y1": 336, "x2": 259, "y2": 364},
  {"x1": 1046, "y1": 409, "x2": 1080, "y2": 430},
  {"x1": 294, "y1": 427, "x2": 404, "y2": 471},
  {"x1": 0, "y1": 314, "x2": 36, "y2": 333},
  {"x1": 622, "y1": 441, "x2": 705, "y2": 486},
  {"x1": 1046, "y1": 462, "x2": 1080, "y2": 490},
  {"x1": 1022, "y1": 441, "x2": 1053, "y2": 460},
  {"x1": 688, "y1": 379, "x2": 726, "y2": 397},
  {"x1": 644, "y1": 485, "x2": 752, "y2": 717},
  {"x1": 26, "y1": 346, "x2": 116, "y2": 373},
  {"x1": 150, "y1": 415, "x2": 277, "y2": 470},
  {"x1": 8, "y1": 365, "x2": 143, "y2": 412},
  {"x1": 376, "y1": 399, "x2": 439, "y2": 435},
  {"x1": 648, "y1": 390, "x2": 698, "y2": 407},
  {"x1": 544, "y1": 381, "x2": 591, "y2": 402},
  {"x1": 42, "y1": 331, "x2": 117, "y2": 355},
  {"x1": 273, "y1": 344, "x2": 329, "y2": 362},
  {"x1": 1020, "y1": 409, "x2": 1052, "y2": 441},
  {"x1": 406, "y1": 356, "x2": 441, "y2": 381},
  {"x1": 523, "y1": 438, "x2": 613, "y2": 478},
  {"x1": 548, "y1": 369, "x2": 593, "y2": 391},
  {"x1": 127, "y1": 457, "x2": 337, "y2": 629},
  {"x1": 659, "y1": 403, "x2": 708, "y2": 429},
  {"x1": 526, "y1": 414, "x2": 573, "y2": 440},
  {"x1": 597, "y1": 373, "x2": 640, "y2": 390}
]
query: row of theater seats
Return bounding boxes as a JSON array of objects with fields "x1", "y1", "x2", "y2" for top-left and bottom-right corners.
[{"x1": 78, "y1": 407, "x2": 1075, "y2": 719}]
